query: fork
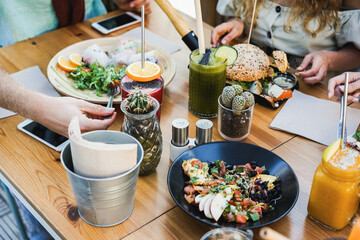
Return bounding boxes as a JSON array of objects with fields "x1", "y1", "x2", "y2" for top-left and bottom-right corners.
[{"x1": 107, "y1": 81, "x2": 121, "y2": 108}]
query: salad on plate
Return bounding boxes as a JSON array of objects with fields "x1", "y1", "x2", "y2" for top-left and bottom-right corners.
[{"x1": 182, "y1": 158, "x2": 281, "y2": 224}]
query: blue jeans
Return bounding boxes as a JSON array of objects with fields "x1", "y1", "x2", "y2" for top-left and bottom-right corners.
[{"x1": 15, "y1": 197, "x2": 53, "y2": 240}]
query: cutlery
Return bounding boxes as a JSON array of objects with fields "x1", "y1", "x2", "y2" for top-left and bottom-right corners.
[
  {"x1": 141, "y1": 5, "x2": 145, "y2": 69},
  {"x1": 107, "y1": 81, "x2": 120, "y2": 108},
  {"x1": 338, "y1": 72, "x2": 349, "y2": 148}
]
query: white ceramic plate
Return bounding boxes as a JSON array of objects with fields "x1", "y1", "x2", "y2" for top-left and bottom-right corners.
[{"x1": 47, "y1": 37, "x2": 176, "y2": 104}]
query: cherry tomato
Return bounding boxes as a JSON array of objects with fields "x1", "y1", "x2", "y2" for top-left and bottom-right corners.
[
  {"x1": 81, "y1": 67, "x2": 90, "y2": 73},
  {"x1": 236, "y1": 214, "x2": 247, "y2": 224},
  {"x1": 229, "y1": 200, "x2": 238, "y2": 206}
]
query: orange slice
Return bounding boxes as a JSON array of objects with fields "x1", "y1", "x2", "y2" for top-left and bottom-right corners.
[
  {"x1": 69, "y1": 53, "x2": 82, "y2": 66},
  {"x1": 57, "y1": 56, "x2": 77, "y2": 72},
  {"x1": 126, "y1": 61, "x2": 161, "y2": 82}
]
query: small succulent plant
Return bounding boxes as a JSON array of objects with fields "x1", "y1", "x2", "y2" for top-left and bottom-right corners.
[
  {"x1": 232, "y1": 85, "x2": 243, "y2": 95},
  {"x1": 232, "y1": 95, "x2": 246, "y2": 112},
  {"x1": 220, "y1": 85, "x2": 254, "y2": 112},
  {"x1": 126, "y1": 91, "x2": 155, "y2": 114},
  {"x1": 241, "y1": 91, "x2": 255, "y2": 109},
  {"x1": 221, "y1": 86, "x2": 236, "y2": 108}
]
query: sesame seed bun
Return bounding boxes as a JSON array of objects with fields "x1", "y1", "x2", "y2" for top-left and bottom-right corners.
[{"x1": 226, "y1": 44, "x2": 270, "y2": 82}]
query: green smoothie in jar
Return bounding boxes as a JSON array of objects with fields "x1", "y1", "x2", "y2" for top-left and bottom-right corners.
[{"x1": 189, "y1": 48, "x2": 227, "y2": 118}]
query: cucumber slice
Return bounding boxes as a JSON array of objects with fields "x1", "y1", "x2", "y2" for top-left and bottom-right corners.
[{"x1": 215, "y1": 45, "x2": 238, "y2": 66}]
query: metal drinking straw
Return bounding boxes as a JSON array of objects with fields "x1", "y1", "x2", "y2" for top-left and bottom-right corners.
[
  {"x1": 340, "y1": 73, "x2": 349, "y2": 148},
  {"x1": 141, "y1": 5, "x2": 145, "y2": 69}
]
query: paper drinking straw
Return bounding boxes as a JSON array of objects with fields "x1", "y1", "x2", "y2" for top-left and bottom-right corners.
[
  {"x1": 141, "y1": 5, "x2": 145, "y2": 69},
  {"x1": 194, "y1": 0, "x2": 205, "y2": 54},
  {"x1": 247, "y1": 0, "x2": 258, "y2": 44}
]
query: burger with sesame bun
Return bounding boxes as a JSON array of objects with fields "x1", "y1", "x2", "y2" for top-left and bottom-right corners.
[{"x1": 226, "y1": 43, "x2": 295, "y2": 108}]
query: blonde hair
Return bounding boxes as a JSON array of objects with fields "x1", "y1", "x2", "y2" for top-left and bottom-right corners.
[{"x1": 233, "y1": 0, "x2": 341, "y2": 37}]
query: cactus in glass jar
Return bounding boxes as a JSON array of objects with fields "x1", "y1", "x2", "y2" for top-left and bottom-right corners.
[
  {"x1": 126, "y1": 91, "x2": 155, "y2": 114},
  {"x1": 121, "y1": 91, "x2": 162, "y2": 176}
]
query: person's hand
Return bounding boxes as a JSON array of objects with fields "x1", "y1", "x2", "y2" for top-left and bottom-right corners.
[
  {"x1": 211, "y1": 19, "x2": 244, "y2": 47},
  {"x1": 328, "y1": 72, "x2": 360, "y2": 103},
  {"x1": 37, "y1": 97, "x2": 116, "y2": 137},
  {"x1": 115, "y1": 0, "x2": 151, "y2": 14},
  {"x1": 296, "y1": 51, "x2": 329, "y2": 84}
]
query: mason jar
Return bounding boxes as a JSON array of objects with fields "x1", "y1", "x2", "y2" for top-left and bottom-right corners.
[{"x1": 121, "y1": 97, "x2": 163, "y2": 176}]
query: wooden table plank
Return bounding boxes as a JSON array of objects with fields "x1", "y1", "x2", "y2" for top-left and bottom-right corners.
[{"x1": 0, "y1": 1, "x2": 354, "y2": 239}]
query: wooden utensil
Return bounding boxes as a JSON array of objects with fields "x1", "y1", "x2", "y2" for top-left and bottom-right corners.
[
  {"x1": 247, "y1": 0, "x2": 258, "y2": 44},
  {"x1": 154, "y1": 0, "x2": 198, "y2": 51},
  {"x1": 259, "y1": 227, "x2": 289, "y2": 240},
  {"x1": 194, "y1": 0, "x2": 205, "y2": 54}
]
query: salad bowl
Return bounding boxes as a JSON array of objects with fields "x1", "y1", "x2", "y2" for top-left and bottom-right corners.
[{"x1": 167, "y1": 141, "x2": 299, "y2": 229}]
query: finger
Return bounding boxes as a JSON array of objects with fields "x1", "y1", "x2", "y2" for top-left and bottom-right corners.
[
  {"x1": 129, "y1": 0, "x2": 142, "y2": 8},
  {"x1": 352, "y1": 91, "x2": 360, "y2": 98},
  {"x1": 347, "y1": 80, "x2": 360, "y2": 94},
  {"x1": 302, "y1": 75, "x2": 322, "y2": 85},
  {"x1": 131, "y1": 0, "x2": 149, "y2": 12},
  {"x1": 144, "y1": 0, "x2": 151, "y2": 7},
  {"x1": 81, "y1": 102, "x2": 115, "y2": 116},
  {"x1": 211, "y1": 24, "x2": 229, "y2": 46},
  {"x1": 348, "y1": 95, "x2": 359, "y2": 103},
  {"x1": 220, "y1": 27, "x2": 240, "y2": 45},
  {"x1": 297, "y1": 65, "x2": 321, "y2": 78},
  {"x1": 328, "y1": 73, "x2": 345, "y2": 98},
  {"x1": 302, "y1": 66, "x2": 326, "y2": 84},
  {"x1": 144, "y1": 2, "x2": 152, "y2": 14},
  {"x1": 317, "y1": 65, "x2": 327, "y2": 81},
  {"x1": 80, "y1": 112, "x2": 117, "y2": 132},
  {"x1": 297, "y1": 54, "x2": 314, "y2": 71},
  {"x1": 297, "y1": 57, "x2": 323, "y2": 78}
]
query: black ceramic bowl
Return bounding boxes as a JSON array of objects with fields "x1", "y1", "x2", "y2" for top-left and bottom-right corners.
[{"x1": 167, "y1": 141, "x2": 299, "y2": 229}]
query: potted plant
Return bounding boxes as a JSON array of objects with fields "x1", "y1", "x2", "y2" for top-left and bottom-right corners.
[{"x1": 121, "y1": 91, "x2": 162, "y2": 175}]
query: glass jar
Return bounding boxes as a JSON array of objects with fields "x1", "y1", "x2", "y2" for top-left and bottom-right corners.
[
  {"x1": 307, "y1": 155, "x2": 360, "y2": 230},
  {"x1": 121, "y1": 97, "x2": 163, "y2": 176},
  {"x1": 188, "y1": 48, "x2": 227, "y2": 118},
  {"x1": 120, "y1": 74, "x2": 164, "y2": 120},
  {"x1": 200, "y1": 227, "x2": 253, "y2": 240},
  {"x1": 218, "y1": 96, "x2": 255, "y2": 141}
]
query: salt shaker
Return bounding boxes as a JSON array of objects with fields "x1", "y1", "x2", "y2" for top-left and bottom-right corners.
[
  {"x1": 170, "y1": 119, "x2": 191, "y2": 162},
  {"x1": 195, "y1": 119, "x2": 213, "y2": 145}
]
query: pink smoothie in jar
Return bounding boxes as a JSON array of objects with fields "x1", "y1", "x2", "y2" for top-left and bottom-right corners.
[{"x1": 120, "y1": 75, "x2": 164, "y2": 120}]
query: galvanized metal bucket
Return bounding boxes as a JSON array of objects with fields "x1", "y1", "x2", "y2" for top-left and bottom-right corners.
[{"x1": 61, "y1": 130, "x2": 144, "y2": 227}]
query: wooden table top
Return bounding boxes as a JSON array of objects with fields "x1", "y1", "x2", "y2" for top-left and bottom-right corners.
[{"x1": 0, "y1": 2, "x2": 357, "y2": 240}]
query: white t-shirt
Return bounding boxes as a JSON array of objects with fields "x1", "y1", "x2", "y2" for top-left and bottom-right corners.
[{"x1": 217, "y1": 0, "x2": 360, "y2": 57}]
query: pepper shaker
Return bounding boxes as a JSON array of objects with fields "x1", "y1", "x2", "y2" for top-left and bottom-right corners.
[
  {"x1": 170, "y1": 119, "x2": 191, "y2": 162},
  {"x1": 195, "y1": 119, "x2": 213, "y2": 145}
]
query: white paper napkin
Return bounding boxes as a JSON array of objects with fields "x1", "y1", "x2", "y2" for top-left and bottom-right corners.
[
  {"x1": 270, "y1": 90, "x2": 360, "y2": 146},
  {"x1": 68, "y1": 117, "x2": 137, "y2": 178},
  {"x1": 120, "y1": 27, "x2": 181, "y2": 54},
  {"x1": 0, "y1": 66, "x2": 61, "y2": 119}
]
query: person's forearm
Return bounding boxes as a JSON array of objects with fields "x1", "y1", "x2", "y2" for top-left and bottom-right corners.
[
  {"x1": 324, "y1": 44, "x2": 360, "y2": 71},
  {"x1": 0, "y1": 67, "x2": 46, "y2": 121}
]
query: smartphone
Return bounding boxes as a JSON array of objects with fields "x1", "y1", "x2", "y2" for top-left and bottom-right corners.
[
  {"x1": 18, "y1": 119, "x2": 69, "y2": 152},
  {"x1": 92, "y1": 12, "x2": 141, "y2": 34}
]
